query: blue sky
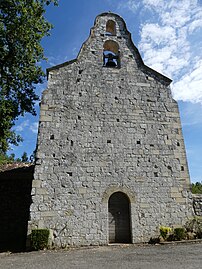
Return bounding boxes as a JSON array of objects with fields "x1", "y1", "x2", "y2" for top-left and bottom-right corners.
[{"x1": 10, "y1": 0, "x2": 202, "y2": 183}]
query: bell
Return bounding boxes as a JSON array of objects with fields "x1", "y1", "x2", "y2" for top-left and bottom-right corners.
[
  {"x1": 105, "y1": 53, "x2": 117, "y2": 67},
  {"x1": 106, "y1": 58, "x2": 117, "y2": 67}
]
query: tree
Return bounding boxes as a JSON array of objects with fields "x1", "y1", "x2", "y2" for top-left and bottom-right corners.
[
  {"x1": 0, "y1": 152, "x2": 20, "y2": 165},
  {"x1": 21, "y1": 151, "x2": 28, "y2": 162},
  {"x1": 0, "y1": 152, "x2": 14, "y2": 165},
  {"x1": 192, "y1": 182, "x2": 202, "y2": 194},
  {"x1": 0, "y1": 0, "x2": 58, "y2": 153}
]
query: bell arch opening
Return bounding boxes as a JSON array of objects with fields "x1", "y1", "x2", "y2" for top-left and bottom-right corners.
[
  {"x1": 108, "y1": 191, "x2": 132, "y2": 243},
  {"x1": 106, "y1": 20, "x2": 116, "y2": 36},
  {"x1": 103, "y1": 40, "x2": 120, "y2": 68}
]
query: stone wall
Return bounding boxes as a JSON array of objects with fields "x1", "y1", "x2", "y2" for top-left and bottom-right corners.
[
  {"x1": 0, "y1": 165, "x2": 34, "y2": 252},
  {"x1": 29, "y1": 12, "x2": 193, "y2": 247},
  {"x1": 193, "y1": 194, "x2": 202, "y2": 216}
]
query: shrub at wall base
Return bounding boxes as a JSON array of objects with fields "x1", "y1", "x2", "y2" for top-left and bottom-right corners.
[{"x1": 31, "y1": 229, "x2": 51, "y2": 250}]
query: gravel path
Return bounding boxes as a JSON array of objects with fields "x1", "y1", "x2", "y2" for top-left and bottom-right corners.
[{"x1": 0, "y1": 242, "x2": 202, "y2": 269}]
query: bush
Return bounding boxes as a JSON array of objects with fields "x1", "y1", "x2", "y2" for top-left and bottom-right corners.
[
  {"x1": 191, "y1": 182, "x2": 202, "y2": 194},
  {"x1": 160, "y1": 226, "x2": 172, "y2": 240},
  {"x1": 173, "y1": 227, "x2": 186, "y2": 241},
  {"x1": 158, "y1": 218, "x2": 202, "y2": 242},
  {"x1": 149, "y1": 237, "x2": 160, "y2": 244},
  {"x1": 31, "y1": 229, "x2": 50, "y2": 250},
  {"x1": 196, "y1": 230, "x2": 202, "y2": 239},
  {"x1": 185, "y1": 217, "x2": 202, "y2": 239},
  {"x1": 167, "y1": 233, "x2": 175, "y2": 241}
]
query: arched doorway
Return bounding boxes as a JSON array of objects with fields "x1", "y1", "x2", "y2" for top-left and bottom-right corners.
[{"x1": 108, "y1": 192, "x2": 131, "y2": 243}]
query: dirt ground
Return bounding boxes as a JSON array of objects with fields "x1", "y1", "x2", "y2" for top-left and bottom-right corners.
[{"x1": 0, "y1": 242, "x2": 202, "y2": 269}]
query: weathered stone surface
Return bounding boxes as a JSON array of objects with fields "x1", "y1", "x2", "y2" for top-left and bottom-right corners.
[
  {"x1": 193, "y1": 194, "x2": 202, "y2": 216},
  {"x1": 28, "y1": 12, "x2": 193, "y2": 247}
]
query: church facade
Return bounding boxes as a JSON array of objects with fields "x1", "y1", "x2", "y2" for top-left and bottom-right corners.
[{"x1": 29, "y1": 12, "x2": 193, "y2": 246}]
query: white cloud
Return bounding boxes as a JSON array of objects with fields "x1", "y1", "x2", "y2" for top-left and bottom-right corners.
[
  {"x1": 15, "y1": 120, "x2": 39, "y2": 134},
  {"x1": 47, "y1": 47, "x2": 79, "y2": 68},
  {"x1": 143, "y1": 0, "x2": 164, "y2": 7},
  {"x1": 112, "y1": 0, "x2": 202, "y2": 106},
  {"x1": 118, "y1": 0, "x2": 142, "y2": 12},
  {"x1": 114, "y1": 0, "x2": 202, "y2": 104},
  {"x1": 140, "y1": 24, "x2": 176, "y2": 45},
  {"x1": 139, "y1": 22, "x2": 190, "y2": 78},
  {"x1": 15, "y1": 120, "x2": 29, "y2": 132},
  {"x1": 172, "y1": 60, "x2": 202, "y2": 104},
  {"x1": 30, "y1": 122, "x2": 39, "y2": 134},
  {"x1": 189, "y1": 18, "x2": 202, "y2": 33},
  {"x1": 47, "y1": 55, "x2": 60, "y2": 67},
  {"x1": 134, "y1": 0, "x2": 202, "y2": 104},
  {"x1": 47, "y1": 55, "x2": 68, "y2": 67}
]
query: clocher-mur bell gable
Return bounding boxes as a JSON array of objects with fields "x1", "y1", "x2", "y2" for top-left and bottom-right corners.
[{"x1": 28, "y1": 12, "x2": 193, "y2": 247}]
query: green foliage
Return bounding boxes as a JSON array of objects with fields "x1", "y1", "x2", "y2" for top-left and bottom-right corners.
[
  {"x1": 173, "y1": 227, "x2": 186, "y2": 241},
  {"x1": 158, "y1": 219, "x2": 202, "y2": 242},
  {"x1": 0, "y1": 152, "x2": 21, "y2": 165},
  {"x1": 160, "y1": 226, "x2": 186, "y2": 241},
  {"x1": 31, "y1": 229, "x2": 50, "y2": 250},
  {"x1": 0, "y1": 0, "x2": 58, "y2": 153},
  {"x1": 192, "y1": 182, "x2": 202, "y2": 194},
  {"x1": 0, "y1": 152, "x2": 13, "y2": 165},
  {"x1": 21, "y1": 151, "x2": 28, "y2": 162},
  {"x1": 185, "y1": 217, "x2": 202, "y2": 239},
  {"x1": 0, "y1": 151, "x2": 29, "y2": 166},
  {"x1": 148, "y1": 237, "x2": 160, "y2": 244},
  {"x1": 160, "y1": 226, "x2": 172, "y2": 240}
]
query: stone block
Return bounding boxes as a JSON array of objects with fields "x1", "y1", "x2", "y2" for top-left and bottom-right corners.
[
  {"x1": 40, "y1": 104, "x2": 49, "y2": 111},
  {"x1": 140, "y1": 203, "x2": 150, "y2": 208},
  {"x1": 40, "y1": 115, "x2": 52, "y2": 122},
  {"x1": 31, "y1": 187, "x2": 36, "y2": 195},
  {"x1": 175, "y1": 197, "x2": 186, "y2": 203},
  {"x1": 171, "y1": 187, "x2": 179, "y2": 193},
  {"x1": 41, "y1": 211, "x2": 57, "y2": 217},
  {"x1": 38, "y1": 220, "x2": 44, "y2": 228},
  {"x1": 136, "y1": 83, "x2": 150, "y2": 87},
  {"x1": 171, "y1": 192, "x2": 182, "y2": 198},
  {"x1": 36, "y1": 188, "x2": 48, "y2": 195},
  {"x1": 78, "y1": 187, "x2": 87, "y2": 194},
  {"x1": 32, "y1": 180, "x2": 41, "y2": 188}
]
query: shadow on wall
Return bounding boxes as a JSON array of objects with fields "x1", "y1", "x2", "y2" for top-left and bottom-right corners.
[{"x1": 0, "y1": 165, "x2": 34, "y2": 252}]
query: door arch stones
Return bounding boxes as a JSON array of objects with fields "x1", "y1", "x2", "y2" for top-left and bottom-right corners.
[{"x1": 102, "y1": 185, "x2": 135, "y2": 204}]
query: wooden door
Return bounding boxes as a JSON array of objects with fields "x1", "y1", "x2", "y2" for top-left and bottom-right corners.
[{"x1": 108, "y1": 192, "x2": 131, "y2": 243}]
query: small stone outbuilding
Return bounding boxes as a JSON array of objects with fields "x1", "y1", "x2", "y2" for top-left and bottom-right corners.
[
  {"x1": 0, "y1": 164, "x2": 34, "y2": 252},
  {"x1": 29, "y1": 12, "x2": 193, "y2": 247}
]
